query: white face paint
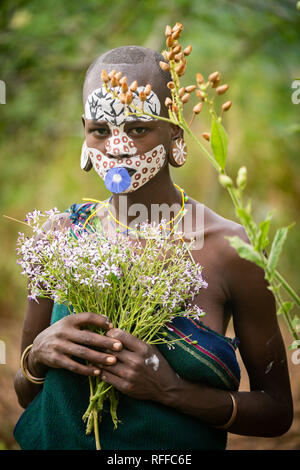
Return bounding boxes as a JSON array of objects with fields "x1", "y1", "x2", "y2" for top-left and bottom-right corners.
[{"x1": 83, "y1": 85, "x2": 166, "y2": 193}]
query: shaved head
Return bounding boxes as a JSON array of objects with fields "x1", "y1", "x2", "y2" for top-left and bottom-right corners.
[{"x1": 83, "y1": 46, "x2": 172, "y2": 117}]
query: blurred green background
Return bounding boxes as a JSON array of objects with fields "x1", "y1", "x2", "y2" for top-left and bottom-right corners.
[{"x1": 0, "y1": 0, "x2": 299, "y2": 450}]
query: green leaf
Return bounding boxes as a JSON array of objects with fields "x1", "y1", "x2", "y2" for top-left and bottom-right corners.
[
  {"x1": 255, "y1": 211, "x2": 274, "y2": 251},
  {"x1": 277, "y1": 301, "x2": 294, "y2": 316},
  {"x1": 225, "y1": 235, "x2": 266, "y2": 269},
  {"x1": 235, "y1": 206, "x2": 257, "y2": 234},
  {"x1": 210, "y1": 115, "x2": 228, "y2": 170},
  {"x1": 267, "y1": 224, "x2": 294, "y2": 281}
]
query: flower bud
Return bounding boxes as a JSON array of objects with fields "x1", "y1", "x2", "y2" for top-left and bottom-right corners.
[
  {"x1": 196, "y1": 73, "x2": 205, "y2": 84},
  {"x1": 115, "y1": 71, "x2": 122, "y2": 81},
  {"x1": 218, "y1": 174, "x2": 233, "y2": 188},
  {"x1": 144, "y1": 84, "x2": 152, "y2": 95},
  {"x1": 216, "y1": 84, "x2": 229, "y2": 95},
  {"x1": 236, "y1": 166, "x2": 247, "y2": 190},
  {"x1": 139, "y1": 91, "x2": 147, "y2": 102},
  {"x1": 121, "y1": 81, "x2": 128, "y2": 93},
  {"x1": 129, "y1": 80, "x2": 138, "y2": 92},
  {"x1": 211, "y1": 76, "x2": 221, "y2": 88},
  {"x1": 202, "y1": 132, "x2": 210, "y2": 141},
  {"x1": 185, "y1": 85, "x2": 196, "y2": 93},
  {"x1": 193, "y1": 103, "x2": 202, "y2": 114},
  {"x1": 172, "y1": 29, "x2": 181, "y2": 40},
  {"x1": 175, "y1": 63, "x2": 185, "y2": 75},
  {"x1": 159, "y1": 61, "x2": 170, "y2": 71},
  {"x1": 172, "y1": 104, "x2": 179, "y2": 113},
  {"x1": 125, "y1": 91, "x2": 133, "y2": 105},
  {"x1": 208, "y1": 71, "x2": 220, "y2": 82},
  {"x1": 181, "y1": 93, "x2": 190, "y2": 103},
  {"x1": 166, "y1": 36, "x2": 174, "y2": 47},
  {"x1": 183, "y1": 45, "x2": 192, "y2": 56},
  {"x1": 167, "y1": 50, "x2": 175, "y2": 60},
  {"x1": 172, "y1": 22, "x2": 183, "y2": 32},
  {"x1": 165, "y1": 25, "x2": 172, "y2": 37},
  {"x1": 167, "y1": 81, "x2": 175, "y2": 89},
  {"x1": 178, "y1": 87, "x2": 185, "y2": 97},
  {"x1": 118, "y1": 93, "x2": 126, "y2": 104},
  {"x1": 222, "y1": 101, "x2": 232, "y2": 112},
  {"x1": 110, "y1": 75, "x2": 119, "y2": 87},
  {"x1": 108, "y1": 69, "x2": 116, "y2": 80},
  {"x1": 165, "y1": 97, "x2": 173, "y2": 108},
  {"x1": 101, "y1": 69, "x2": 109, "y2": 83},
  {"x1": 175, "y1": 52, "x2": 184, "y2": 62},
  {"x1": 172, "y1": 45, "x2": 181, "y2": 54}
]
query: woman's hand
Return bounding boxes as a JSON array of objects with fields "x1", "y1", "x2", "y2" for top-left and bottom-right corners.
[
  {"x1": 101, "y1": 328, "x2": 181, "y2": 403},
  {"x1": 28, "y1": 313, "x2": 123, "y2": 378}
]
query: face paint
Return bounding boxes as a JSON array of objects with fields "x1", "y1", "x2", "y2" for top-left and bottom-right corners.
[
  {"x1": 83, "y1": 85, "x2": 166, "y2": 193},
  {"x1": 81, "y1": 140, "x2": 166, "y2": 193},
  {"x1": 84, "y1": 85, "x2": 161, "y2": 126}
]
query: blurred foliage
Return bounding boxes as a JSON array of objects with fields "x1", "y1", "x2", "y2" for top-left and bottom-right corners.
[{"x1": 0, "y1": 0, "x2": 299, "y2": 321}]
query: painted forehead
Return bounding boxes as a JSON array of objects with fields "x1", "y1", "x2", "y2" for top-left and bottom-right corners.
[{"x1": 84, "y1": 85, "x2": 161, "y2": 126}]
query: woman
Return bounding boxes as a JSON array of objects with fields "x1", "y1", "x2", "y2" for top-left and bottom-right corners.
[{"x1": 13, "y1": 46, "x2": 293, "y2": 450}]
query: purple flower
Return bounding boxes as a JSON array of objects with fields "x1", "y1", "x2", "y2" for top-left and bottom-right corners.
[{"x1": 105, "y1": 167, "x2": 131, "y2": 193}]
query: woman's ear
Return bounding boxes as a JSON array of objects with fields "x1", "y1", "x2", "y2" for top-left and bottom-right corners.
[{"x1": 168, "y1": 124, "x2": 187, "y2": 168}]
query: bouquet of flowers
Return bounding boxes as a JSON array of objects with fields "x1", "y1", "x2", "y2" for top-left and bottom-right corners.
[{"x1": 16, "y1": 208, "x2": 207, "y2": 449}]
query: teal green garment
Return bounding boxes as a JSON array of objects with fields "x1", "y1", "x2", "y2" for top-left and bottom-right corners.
[{"x1": 14, "y1": 303, "x2": 234, "y2": 450}]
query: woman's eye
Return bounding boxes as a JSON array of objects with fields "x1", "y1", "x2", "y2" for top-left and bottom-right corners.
[
  {"x1": 128, "y1": 127, "x2": 147, "y2": 136},
  {"x1": 92, "y1": 128, "x2": 110, "y2": 136}
]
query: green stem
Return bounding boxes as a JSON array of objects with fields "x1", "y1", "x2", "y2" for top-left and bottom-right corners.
[{"x1": 274, "y1": 270, "x2": 300, "y2": 308}]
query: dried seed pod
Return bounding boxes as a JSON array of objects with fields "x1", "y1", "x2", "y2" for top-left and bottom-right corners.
[
  {"x1": 166, "y1": 36, "x2": 174, "y2": 47},
  {"x1": 101, "y1": 69, "x2": 109, "y2": 83},
  {"x1": 159, "y1": 61, "x2": 170, "y2": 71},
  {"x1": 165, "y1": 97, "x2": 173, "y2": 108},
  {"x1": 222, "y1": 101, "x2": 232, "y2": 111},
  {"x1": 121, "y1": 81, "x2": 128, "y2": 93},
  {"x1": 175, "y1": 63, "x2": 185, "y2": 75},
  {"x1": 125, "y1": 91, "x2": 133, "y2": 105},
  {"x1": 110, "y1": 75, "x2": 119, "y2": 87},
  {"x1": 185, "y1": 85, "x2": 196, "y2": 93},
  {"x1": 115, "y1": 71, "x2": 122, "y2": 81},
  {"x1": 172, "y1": 29, "x2": 181, "y2": 40},
  {"x1": 167, "y1": 50, "x2": 176, "y2": 60},
  {"x1": 196, "y1": 73, "x2": 205, "y2": 85},
  {"x1": 172, "y1": 104, "x2": 179, "y2": 113},
  {"x1": 139, "y1": 90, "x2": 147, "y2": 102},
  {"x1": 129, "y1": 80, "x2": 138, "y2": 92},
  {"x1": 172, "y1": 45, "x2": 181, "y2": 54},
  {"x1": 183, "y1": 45, "x2": 192, "y2": 56},
  {"x1": 165, "y1": 25, "x2": 172, "y2": 37},
  {"x1": 216, "y1": 84, "x2": 229, "y2": 95},
  {"x1": 108, "y1": 69, "x2": 116, "y2": 80},
  {"x1": 167, "y1": 81, "x2": 175, "y2": 89},
  {"x1": 178, "y1": 87, "x2": 185, "y2": 98},
  {"x1": 211, "y1": 76, "x2": 221, "y2": 88},
  {"x1": 118, "y1": 93, "x2": 127, "y2": 104},
  {"x1": 181, "y1": 93, "x2": 190, "y2": 103},
  {"x1": 208, "y1": 71, "x2": 220, "y2": 82},
  {"x1": 202, "y1": 132, "x2": 210, "y2": 141},
  {"x1": 175, "y1": 52, "x2": 184, "y2": 62},
  {"x1": 144, "y1": 84, "x2": 152, "y2": 95},
  {"x1": 172, "y1": 22, "x2": 183, "y2": 32},
  {"x1": 193, "y1": 103, "x2": 203, "y2": 114}
]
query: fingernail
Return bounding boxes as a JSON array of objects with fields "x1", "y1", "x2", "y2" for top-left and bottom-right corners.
[
  {"x1": 94, "y1": 369, "x2": 101, "y2": 375},
  {"x1": 106, "y1": 356, "x2": 115, "y2": 364},
  {"x1": 113, "y1": 342, "x2": 122, "y2": 350},
  {"x1": 108, "y1": 322, "x2": 114, "y2": 329}
]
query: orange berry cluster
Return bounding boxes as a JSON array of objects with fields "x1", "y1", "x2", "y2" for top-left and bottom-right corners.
[{"x1": 100, "y1": 69, "x2": 152, "y2": 107}]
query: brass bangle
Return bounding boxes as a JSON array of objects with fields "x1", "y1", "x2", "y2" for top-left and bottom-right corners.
[
  {"x1": 20, "y1": 344, "x2": 45, "y2": 385},
  {"x1": 214, "y1": 392, "x2": 237, "y2": 430}
]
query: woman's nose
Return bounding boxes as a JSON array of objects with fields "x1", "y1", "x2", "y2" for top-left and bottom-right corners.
[{"x1": 105, "y1": 129, "x2": 137, "y2": 157}]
